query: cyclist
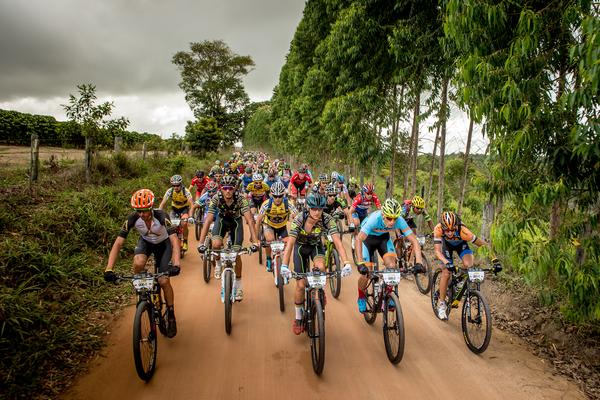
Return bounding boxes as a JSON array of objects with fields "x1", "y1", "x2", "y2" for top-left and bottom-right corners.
[
  {"x1": 197, "y1": 175, "x2": 258, "y2": 301},
  {"x1": 104, "y1": 189, "x2": 181, "y2": 338},
  {"x1": 348, "y1": 177, "x2": 359, "y2": 199},
  {"x1": 311, "y1": 173, "x2": 330, "y2": 195},
  {"x1": 159, "y1": 175, "x2": 194, "y2": 252},
  {"x1": 246, "y1": 173, "x2": 270, "y2": 216},
  {"x1": 289, "y1": 164, "x2": 312, "y2": 205},
  {"x1": 433, "y1": 211, "x2": 496, "y2": 320},
  {"x1": 355, "y1": 198, "x2": 424, "y2": 312},
  {"x1": 349, "y1": 183, "x2": 381, "y2": 231},
  {"x1": 188, "y1": 170, "x2": 209, "y2": 201},
  {"x1": 264, "y1": 169, "x2": 281, "y2": 189},
  {"x1": 255, "y1": 181, "x2": 298, "y2": 273},
  {"x1": 240, "y1": 166, "x2": 254, "y2": 192},
  {"x1": 402, "y1": 195, "x2": 435, "y2": 234},
  {"x1": 209, "y1": 166, "x2": 224, "y2": 184},
  {"x1": 280, "y1": 193, "x2": 352, "y2": 334},
  {"x1": 189, "y1": 181, "x2": 219, "y2": 226},
  {"x1": 279, "y1": 163, "x2": 292, "y2": 189}
]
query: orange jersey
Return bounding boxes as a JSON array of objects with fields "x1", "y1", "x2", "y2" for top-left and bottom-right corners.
[{"x1": 433, "y1": 223, "x2": 477, "y2": 244}]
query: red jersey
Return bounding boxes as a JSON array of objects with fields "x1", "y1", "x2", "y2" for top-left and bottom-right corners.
[
  {"x1": 290, "y1": 172, "x2": 312, "y2": 188},
  {"x1": 351, "y1": 193, "x2": 381, "y2": 214},
  {"x1": 190, "y1": 176, "x2": 209, "y2": 194}
]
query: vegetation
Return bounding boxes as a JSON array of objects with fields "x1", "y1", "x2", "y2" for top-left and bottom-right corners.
[{"x1": 0, "y1": 152, "x2": 212, "y2": 399}]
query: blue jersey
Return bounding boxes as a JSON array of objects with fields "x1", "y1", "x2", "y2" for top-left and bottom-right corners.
[
  {"x1": 360, "y1": 210, "x2": 413, "y2": 237},
  {"x1": 240, "y1": 174, "x2": 253, "y2": 190},
  {"x1": 264, "y1": 177, "x2": 280, "y2": 189}
]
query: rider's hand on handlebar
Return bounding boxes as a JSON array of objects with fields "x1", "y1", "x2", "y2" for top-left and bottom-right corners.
[
  {"x1": 341, "y1": 262, "x2": 352, "y2": 277},
  {"x1": 104, "y1": 270, "x2": 118, "y2": 283},
  {"x1": 187, "y1": 217, "x2": 195, "y2": 224},
  {"x1": 280, "y1": 264, "x2": 291, "y2": 281},
  {"x1": 356, "y1": 262, "x2": 369, "y2": 275},
  {"x1": 168, "y1": 265, "x2": 181, "y2": 277},
  {"x1": 491, "y1": 258, "x2": 502, "y2": 274},
  {"x1": 198, "y1": 245, "x2": 207, "y2": 254}
]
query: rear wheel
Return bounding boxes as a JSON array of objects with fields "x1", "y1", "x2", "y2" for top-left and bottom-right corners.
[
  {"x1": 258, "y1": 227, "x2": 264, "y2": 265},
  {"x1": 351, "y1": 233, "x2": 358, "y2": 265},
  {"x1": 328, "y1": 248, "x2": 341, "y2": 299},
  {"x1": 223, "y1": 269, "x2": 233, "y2": 335},
  {"x1": 194, "y1": 208, "x2": 202, "y2": 241},
  {"x1": 132, "y1": 301, "x2": 157, "y2": 381},
  {"x1": 415, "y1": 252, "x2": 431, "y2": 295},
  {"x1": 431, "y1": 269, "x2": 451, "y2": 320},
  {"x1": 462, "y1": 290, "x2": 492, "y2": 354},
  {"x1": 363, "y1": 279, "x2": 377, "y2": 325},
  {"x1": 202, "y1": 237, "x2": 212, "y2": 283},
  {"x1": 275, "y1": 257, "x2": 285, "y2": 312},
  {"x1": 309, "y1": 297, "x2": 326, "y2": 375},
  {"x1": 383, "y1": 292, "x2": 405, "y2": 364}
]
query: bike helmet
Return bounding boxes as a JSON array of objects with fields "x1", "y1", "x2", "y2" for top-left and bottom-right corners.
[
  {"x1": 318, "y1": 173, "x2": 331, "y2": 184},
  {"x1": 298, "y1": 164, "x2": 308, "y2": 173},
  {"x1": 325, "y1": 184, "x2": 337, "y2": 196},
  {"x1": 245, "y1": 166, "x2": 253, "y2": 174},
  {"x1": 441, "y1": 211, "x2": 457, "y2": 230},
  {"x1": 338, "y1": 174, "x2": 345, "y2": 184},
  {"x1": 331, "y1": 171, "x2": 339, "y2": 182},
  {"x1": 195, "y1": 170, "x2": 205, "y2": 178},
  {"x1": 131, "y1": 189, "x2": 155, "y2": 210},
  {"x1": 170, "y1": 174, "x2": 183, "y2": 186},
  {"x1": 252, "y1": 173, "x2": 263, "y2": 182},
  {"x1": 270, "y1": 181, "x2": 286, "y2": 196},
  {"x1": 306, "y1": 193, "x2": 327, "y2": 209},
  {"x1": 382, "y1": 198, "x2": 402, "y2": 218},
  {"x1": 362, "y1": 183, "x2": 374, "y2": 194},
  {"x1": 221, "y1": 175, "x2": 238, "y2": 187},
  {"x1": 412, "y1": 195, "x2": 425, "y2": 209},
  {"x1": 205, "y1": 181, "x2": 218, "y2": 194}
]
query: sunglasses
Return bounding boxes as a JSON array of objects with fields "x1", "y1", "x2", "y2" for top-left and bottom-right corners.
[
  {"x1": 172, "y1": 184, "x2": 181, "y2": 188},
  {"x1": 384, "y1": 216, "x2": 397, "y2": 222},
  {"x1": 135, "y1": 208, "x2": 152, "y2": 212},
  {"x1": 309, "y1": 208, "x2": 323, "y2": 212},
  {"x1": 443, "y1": 228, "x2": 454, "y2": 233},
  {"x1": 221, "y1": 186, "x2": 235, "y2": 191},
  {"x1": 327, "y1": 194, "x2": 336, "y2": 198},
  {"x1": 272, "y1": 194, "x2": 284, "y2": 199}
]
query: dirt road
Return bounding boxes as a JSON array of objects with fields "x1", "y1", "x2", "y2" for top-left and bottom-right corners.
[{"x1": 63, "y1": 226, "x2": 585, "y2": 400}]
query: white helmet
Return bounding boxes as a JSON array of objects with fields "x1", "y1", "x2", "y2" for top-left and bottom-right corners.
[{"x1": 252, "y1": 173, "x2": 263, "y2": 182}]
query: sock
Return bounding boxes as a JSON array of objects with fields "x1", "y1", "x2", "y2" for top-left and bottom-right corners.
[{"x1": 295, "y1": 305, "x2": 303, "y2": 320}]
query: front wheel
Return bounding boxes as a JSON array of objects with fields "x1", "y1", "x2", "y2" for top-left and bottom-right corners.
[
  {"x1": 328, "y1": 248, "x2": 341, "y2": 299},
  {"x1": 363, "y1": 279, "x2": 377, "y2": 325},
  {"x1": 202, "y1": 236, "x2": 212, "y2": 283},
  {"x1": 351, "y1": 234, "x2": 358, "y2": 265},
  {"x1": 223, "y1": 269, "x2": 233, "y2": 335},
  {"x1": 383, "y1": 292, "x2": 405, "y2": 364},
  {"x1": 275, "y1": 257, "x2": 285, "y2": 312},
  {"x1": 132, "y1": 301, "x2": 157, "y2": 381},
  {"x1": 309, "y1": 297, "x2": 326, "y2": 375},
  {"x1": 415, "y1": 252, "x2": 432, "y2": 295},
  {"x1": 431, "y1": 269, "x2": 451, "y2": 320},
  {"x1": 194, "y1": 209, "x2": 202, "y2": 241},
  {"x1": 462, "y1": 290, "x2": 492, "y2": 354}
]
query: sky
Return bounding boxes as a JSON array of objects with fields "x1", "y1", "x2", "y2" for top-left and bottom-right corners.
[{"x1": 0, "y1": 0, "x2": 487, "y2": 154}]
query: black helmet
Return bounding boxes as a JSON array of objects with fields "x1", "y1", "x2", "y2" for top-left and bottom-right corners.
[
  {"x1": 306, "y1": 193, "x2": 326, "y2": 209},
  {"x1": 195, "y1": 170, "x2": 205, "y2": 178}
]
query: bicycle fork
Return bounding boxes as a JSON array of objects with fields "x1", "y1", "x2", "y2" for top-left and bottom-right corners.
[{"x1": 221, "y1": 264, "x2": 237, "y2": 303}]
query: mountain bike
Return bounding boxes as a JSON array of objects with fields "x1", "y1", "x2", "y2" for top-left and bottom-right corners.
[
  {"x1": 361, "y1": 262, "x2": 405, "y2": 364},
  {"x1": 208, "y1": 246, "x2": 255, "y2": 335},
  {"x1": 193, "y1": 204, "x2": 205, "y2": 241},
  {"x1": 323, "y1": 232, "x2": 341, "y2": 299},
  {"x1": 394, "y1": 233, "x2": 431, "y2": 294},
  {"x1": 430, "y1": 262, "x2": 501, "y2": 353},
  {"x1": 269, "y1": 240, "x2": 286, "y2": 312},
  {"x1": 116, "y1": 270, "x2": 171, "y2": 381},
  {"x1": 291, "y1": 268, "x2": 340, "y2": 375}
]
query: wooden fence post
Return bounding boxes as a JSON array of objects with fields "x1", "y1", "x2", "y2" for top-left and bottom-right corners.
[
  {"x1": 142, "y1": 142, "x2": 147, "y2": 160},
  {"x1": 30, "y1": 133, "x2": 40, "y2": 184},
  {"x1": 114, "y1": 136, "x2": 122, "y2": 153}
]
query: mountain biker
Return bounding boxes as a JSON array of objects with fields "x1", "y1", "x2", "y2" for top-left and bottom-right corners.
[
  {"x1": 264, "y1": 169, "x2": 281, "y2": 189},
  {"x1": 289, "y1": 164, "x2": 312, "y2": 204},
  {"x1": 349, "y1": 183, "x2": 381, "y2": 231},
  {"x1": 354, "y1": 198, "x2": 424, "y2": 313},
  {"x1": 246, "y1": 173, "x2": 270, "y2": 216},
  {"x1": 311, "y1": 173, "x2": 330, "y2": 196},
  {"x1": 197, "y1": 175, "x2": 259, "y2": 301},
  {"x1": 189, "y1": 181, "x2": 218, "y2": 225},
  {"x1": 188, "y1": 170, "x2": 209, "y2": 201},
  {"x1": 159, "y1": 175, "x2": 194, "y2": 252},
  {"x1": 279, "y1": 193, "x2": 352, "y2": 335},
  {"x1": 240, "y1": 166, "x2": 254, "y2": 192},
  {"x1": 255, "y1": 181, "x2": 298, "y2": 273},
  {"x1": 433, "y1": 211, "x2": 497, "y2": 320},
  {"x1": 402, "y1": 195, "x2": 435, "y2": 234},
  {"x1": 104, "y1": 189, "x2": 181, "y2": 338}
]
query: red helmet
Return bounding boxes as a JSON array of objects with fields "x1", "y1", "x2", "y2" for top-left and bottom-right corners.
[
  {"x1": 130, "y1": 189, "x2": 155, "y2": 210},
  {"x1": 362, "y1": 183, "x2": 374, "y2": 194}
]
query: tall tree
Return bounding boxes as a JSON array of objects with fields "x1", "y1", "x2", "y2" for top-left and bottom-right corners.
[
  {"x1": 457, "y1": 117, "x2": 474, "y2": 214},
  {"x1": 185, "y1": 117, "x2": 223, "y2": 156},
  {"x1": 172, "y1": 40, "x2": 255, "y2": 146}
]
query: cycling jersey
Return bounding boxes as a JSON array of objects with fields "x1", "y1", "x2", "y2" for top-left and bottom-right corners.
[
  {"x1": 207, "y1": 192, "x2": 249, "y2": 219},
  {"x1": 240, "y1": 174, "x2": 253, "y2": 190},
  {"x1": 433, "y1": 223, "x2": 476, "y2": 245},
  {"x1": 163, "y1": 187, "x2": 193, "y2": 210},
  {"x1": 289, "y1": 211, "x2": 337, "y2": 246},
  {"x1": 264, "y1": 177, "x2": 280, "y2": 189},
  {"x1": 401, "y1": 200, "x2": 432, "y2": 222},
  {"x1": 259, "y1": 197, "x2": 297, "y2": 229},
  {"x1": 360, "y1": 210, "x2": 413, "y2": 237},
  {"x1": 118, "y1": 209, "x2": 176, "y2": 244},
  {"x1": 290, "y1": 172, "x2": 312, "y2": 189},
  {"x1": 351, "y1": 193, "x2": 381, "y2": 216},
  {"x1": 190, "y1": 176, "x2": 209, "y2": 195},
  {"x1": 246, "y1": 181, "x2": 270, "y2": 198},
  {"x1": 324, "y1": 198, "x2": 345, "y2": 216}
]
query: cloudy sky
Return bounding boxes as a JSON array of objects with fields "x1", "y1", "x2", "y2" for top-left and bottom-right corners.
[{"x1": 0, "y1": 0, "x2": 486, "y2": 154}]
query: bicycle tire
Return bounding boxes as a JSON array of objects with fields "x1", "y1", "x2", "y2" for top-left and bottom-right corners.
[
  {"x1": 363, "y1": 279, "x2": 377, "y2": 325},
  {"x1": 461, "y1": 290, "x2": 492, "y2": 354},
  {"x1": 132, "y1": 300, "x2": 157, "y2": 381},
  {"x1": 309, "y1": 297, "x2": 326, "y2": 375},
  {"x1": 194, "y1": 209, "x2": 202, "y2": 241},
  {"x1": 156, "y1": 290, "x2": 168, "y2": 337},
  {"x1": 275, "y1": 257, "x2": 285, "y2": 312},
  {"x1": 351, "y1": 234, "x2": 358, "y2": 265},
  {"x1": 431, "y1": 269, "x2": 451, "y2": 319},
  {"x1": 224, "y1": 269, "x2": 233, "y2": 335},
  {"x1": 258, "y1": 226, "x2": 264, "y2": 265},
  {"x1": 415, "y1": 252, "x2": 432, "y2": 295},
  {"x1": 328, "y1": 248, "x2": 341, "y2": 299},
  {"x1": 383, "y1": 292, "x2": 405, "y2": 364},
  {"x1": 202, "y1": 236, "x2": 212, "y2": 283}
]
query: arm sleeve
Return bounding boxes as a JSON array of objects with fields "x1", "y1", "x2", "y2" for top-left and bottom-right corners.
[
  {"x1": 373, "y1": 194, "x2": 382, "y2": 208},
  {"x1": 117, "y1": 213, "x2": 138, "y2": 238}
]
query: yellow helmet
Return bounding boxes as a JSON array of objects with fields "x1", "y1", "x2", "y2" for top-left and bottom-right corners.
[
  {"x1": 382, "y1": 198, "x2": 402, "y2": 218},
  {"x1": 412, "y1": 195, "x2": 425, "y2": 209}
]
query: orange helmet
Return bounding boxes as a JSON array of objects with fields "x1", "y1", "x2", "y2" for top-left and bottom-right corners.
[
  {"x1": 441, "y1": 211, "x2": 456, "y2": 230},
  {"x1": 130, "y1": 189, "x2": 155, "y2": 210}
]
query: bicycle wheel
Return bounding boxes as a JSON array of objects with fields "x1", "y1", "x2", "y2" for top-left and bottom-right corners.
[
  {"x1": 275, "y1": 257, "x2": 285, "y2": 312},
  {"x1": 202, "y1": 237, "x2": 212, "y2": 283},
  {"x1": 383, "y1": 292, "x2": 405, "y2": 364},
  {"x1": 309, "y1": 296, "x2": 326, "y2": 375},
  {"x1": 461, "y1": 290, "x2": 492, "y2": 354},
  {"x1": 415, "y1": 252, "x2": 432, "y2": 295},
  {"x1": 328, "y1": 248, "x2": 341, "y2": 299},
  {"x1": 431, "y1": 269, "x2": 451, "y2": 319},
  {"x1": 132, "y1": 300, "x2": 157, "y2": 381},
  {"x1": 194, "y1": 209, "x2": 202, "y2": 241},
  {"x1": 351, "y1": 234, "x2": 358, "y2": 265},
  {"x1": 155, "y1": 290, "x2": 168, "y2": 337},
  {"x1": 223, "y1": 269, "x2": 233, "y2": 335},
  {"x1": 363, "y1": 279, "x2": 377, "y2": 325}
]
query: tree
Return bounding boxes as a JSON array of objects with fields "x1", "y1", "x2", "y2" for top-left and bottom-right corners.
[
  {"x1": 172, "y1": 40, "x2": 255, "y2": 146},
  {"x1": 62, "y1": 84, "x2": 115, "y2": 183},
  {"x1": 185, "y1": 117, "x2": 223, "y2": 155}
]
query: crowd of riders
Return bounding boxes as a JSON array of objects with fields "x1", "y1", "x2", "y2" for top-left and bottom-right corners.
[{"x1": 104, "y1": 150, "x2": 501, "y2": 339}]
